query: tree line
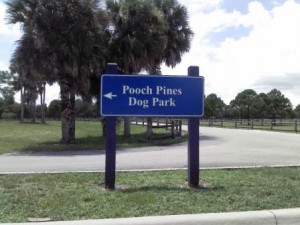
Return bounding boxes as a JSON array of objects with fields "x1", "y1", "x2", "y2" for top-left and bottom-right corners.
[
  {"x1": 1, "y1": 69, "x2": 97, "y2": 120},
  {"x1": 205, "y1": 89, "x2": 300, "y2": 120},
  {"x1": 2, "y1": 78, "x2": 300, "y2": 122},
  {"x1": 4, "y1": 0, "x2": 193, "y2": 143}
]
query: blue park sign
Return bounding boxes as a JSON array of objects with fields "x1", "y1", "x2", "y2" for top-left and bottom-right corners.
[{"x1": 101, "y1": 74, "x2": 204, "y2": 117}]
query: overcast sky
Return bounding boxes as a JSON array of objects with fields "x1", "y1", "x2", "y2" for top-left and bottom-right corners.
[{"x1": 1, "y1": 0, "x2": 300, "y2": 107}]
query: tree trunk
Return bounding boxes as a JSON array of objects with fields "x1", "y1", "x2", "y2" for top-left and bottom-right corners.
[
  {"x1": 146, "y1": 68, "x2": 159, "y2": 139},
  {"x1": 30, "y1": 98, "x2": 36, "y2": 123},
  {"x1": 146, "y1": 117, "x2": 153, "y2": 140},
  {"x1": 40, "y1": 83, "x2": 46, "y2": 124},
  {"x1": 124, "y1": 117, "x2": 131, "y2": 138},
  {"x1": 60, "y1": 80, "x2": 76, "y2": 144},
  {"x1": 20, "y1": 86, "x2": 24, "y2": 123}
]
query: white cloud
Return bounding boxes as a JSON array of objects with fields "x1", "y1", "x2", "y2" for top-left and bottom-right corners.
[
  {"x1": 0, "y1": 2, "x2": 21, "y2": 37},
  {"x1": 0, "y1": 61, "x2": 8, "y2": 70},
  {"x1": 179, "y1": 0, "x2": 222, "y2": 13},
  {"x1": 0, "y1": 2, "x2": 22, "y2": 71},
  {"x1": 2, "y1": 0, "x2": 300, "y2": 107},
  {"x1": 45, "y1": 84, "x2": 60, "y2": 104},
  {"x1": 162, "y1": 0, "x2": 300, "y2": 107}
]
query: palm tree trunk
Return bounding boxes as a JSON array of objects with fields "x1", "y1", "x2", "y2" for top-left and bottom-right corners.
[
  {"x1": 146, "y1": 117, "x2": 153, "y2": 140},
  {"x1": 30, "y1": 98, "x2": 36, "y2": 123},
  {"x1": 20, "y1": 85, "x2": 24, "y2": 123},
  {"x1": 40, "y1": 82, "x2": 46, "y2": 124},
  {"x1": 69, "y1": 90, "x2": 76, "y2": 142},
  {"x1": 124, "y1": 117, "x2": 131, "y2": 138},
  {"x1": 145, "y1": 67, "x2": 159, "y2": 140},
  {"x1": 60, "y1": 79, "x2": 76, "y2": 144}
]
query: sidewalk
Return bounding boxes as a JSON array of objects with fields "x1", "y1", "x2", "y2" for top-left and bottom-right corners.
[{"x1": 3, "y1": 208, "x2": 300, "y2": 225}]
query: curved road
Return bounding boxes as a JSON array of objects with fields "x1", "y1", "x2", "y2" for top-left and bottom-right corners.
[{"x1": 0, "y1": 127, "x2": 300, "y2": 173}]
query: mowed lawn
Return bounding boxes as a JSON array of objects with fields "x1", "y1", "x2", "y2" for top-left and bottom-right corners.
[
  {"x1": 0, "y1": 167, "x2": 299, "y2": 223},
  {"x1": 0, "y1": 120, "x2": 187, "y2": 154}
]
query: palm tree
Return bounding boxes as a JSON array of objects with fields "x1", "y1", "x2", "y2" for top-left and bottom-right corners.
[
  {"x1": 34, "y1": 0, "x2": 109, "y2": 143},
  {"x1": 10, "y1": 32, "x2": 50, "y2": 123},
  {"x1": 147, "y1": 0, "x2": 193, "y2": 139},
  {"x1": 153, "y1": 0, "x2": 193, "y2": 69},
  {"x1": 106, "y1": 0, "x2": 193, "y2": 139},
  {"x1": 106, "y1": 0, "x2": 168, "y2": 138},
  {"x1": 7, "y1": 0, "x2": 109, "y2": 143}
]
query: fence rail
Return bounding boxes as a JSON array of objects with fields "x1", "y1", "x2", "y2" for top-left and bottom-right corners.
[
  {"x1": 201, "y1": 119, "x2": 299, "y2": 133},
  {"x1": 132, "y1": 117, "x2": 182, "y2": 138}
]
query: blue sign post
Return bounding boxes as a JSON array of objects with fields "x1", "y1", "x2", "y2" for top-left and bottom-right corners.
[
  {"x1": 188, "y1": 66, "x2": 200, "y2": 188},
  {"x1": 104, "y1": 64, "x2": 117, "y2": 190},
  {"x1": 101, "y1": 74, "x2": 204, "y2": 117},
  {"x1": 101, "y1": 64, "x2": 204, "y2": 189}
]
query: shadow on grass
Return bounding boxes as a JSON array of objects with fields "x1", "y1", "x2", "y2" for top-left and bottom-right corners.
[
  {"x1": 19, "y1": 133, "x2": 188, "y2": 155},
  {"x1": 21, "y1": 136, "x2": 106, "y2": 155},
  {"x1": 124, "y1": 184, "x2": 224, "y2": 192},
  {"x1": 19, "y1": 121, "x2": 52, "y2": 125},
  {"x1": 95, "y1": 182, "x2": 225, "y2": 193}
]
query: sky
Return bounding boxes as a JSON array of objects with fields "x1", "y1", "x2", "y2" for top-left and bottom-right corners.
[{"x1": 1, "y1": 0, "x2": 300, "y2": 107}]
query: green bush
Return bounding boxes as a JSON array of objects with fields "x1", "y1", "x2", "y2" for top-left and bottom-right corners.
[{"x1": 1, "y1": 112, "x2": 18, "y2": 119}]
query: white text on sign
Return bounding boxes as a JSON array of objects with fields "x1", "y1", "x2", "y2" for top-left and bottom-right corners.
[{"x1": 123, "y1": 85, "x2": 182, "y2": 109}]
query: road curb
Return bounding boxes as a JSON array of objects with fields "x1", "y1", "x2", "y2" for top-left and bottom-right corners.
[{"x1": 3, "y1": 208, "x2": 300, "y2": 225}]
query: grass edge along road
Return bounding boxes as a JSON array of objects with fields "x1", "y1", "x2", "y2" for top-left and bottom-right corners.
[
  {"x1": 200, "y1": 118, "x2": 300, "y2": 133},
  {"x1": 0, "y1": 120, "x2": 187, "y2": 154},
  {"x1": 0, "y1": 167, "x2": 299, "y2": 223}
]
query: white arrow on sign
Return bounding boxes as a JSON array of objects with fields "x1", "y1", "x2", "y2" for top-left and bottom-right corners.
[{"x1": 104, "y1": 92, "x2": 117, "y2": 100}]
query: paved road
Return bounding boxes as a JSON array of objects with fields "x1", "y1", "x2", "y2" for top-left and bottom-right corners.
[{"x1": 0, "y1": 127, "x2": 300, "y2": 173}]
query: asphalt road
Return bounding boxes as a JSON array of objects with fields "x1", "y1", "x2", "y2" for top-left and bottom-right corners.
[{"x1": 0, "y1": 127, "x2": 300, "y2": 174}]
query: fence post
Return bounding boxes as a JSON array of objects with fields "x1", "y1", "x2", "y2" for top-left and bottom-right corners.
[
  {"x1": 251, "y1": 119, "x2": 254, "y2": 129},
  {"x1": 179, "y1": 120, "x2": 182, "y2": 136},
  {"x1": 171, "y1": 120, "x2": 175, "y2": 139},
  {"x1": 270, "y1": 120, "x2": 273, "y2": 130},
  {"x1": 295, "y1": 120, "x2": 298, "y2": 133},
  {"x1": 166, "y1": 118, "x2": 168, "y2": 130},
  {"x1": 221, "y1": 118, "x2": 223, "y2": 127},
  {"x1": 235, "y1": 119, "x2": 237, "y2": 128}
]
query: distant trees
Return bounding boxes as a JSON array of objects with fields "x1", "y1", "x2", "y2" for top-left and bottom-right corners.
[
  {"x1": 75, "y1": 100, "x2": 97, "y2": 118},
  {"x1": 294, "y1": 105, "x2": 300, "y2": 118},
  {"x1": 47, "y1": 100, "x2": 61, "y2": 119},
  {"x1": 204, "y1": 93, "x2": 225, "y2": 118},
  {"x1": 229, "y1": 89, "x2": 257, "y2": 120},
  {"x1": 205, "y1": 89, "x2": 295, "y2": 120},
  {"x1": 47, "y1": 99, "x2": 97, "y2": 119},
  {"x1": 0, "y1": 71, "x2": 17, "y2": 119},
  {"x1": 266, "y1": 89, "x2": 293, "y2": 121}
]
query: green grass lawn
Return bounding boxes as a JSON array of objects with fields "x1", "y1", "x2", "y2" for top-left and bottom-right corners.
[
  {"x1": 0, "y1": 120, "x2": 187, "y2": 154},
  {"x1": 0, "y1": 167, "x2": 299, "y2": 223}
]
